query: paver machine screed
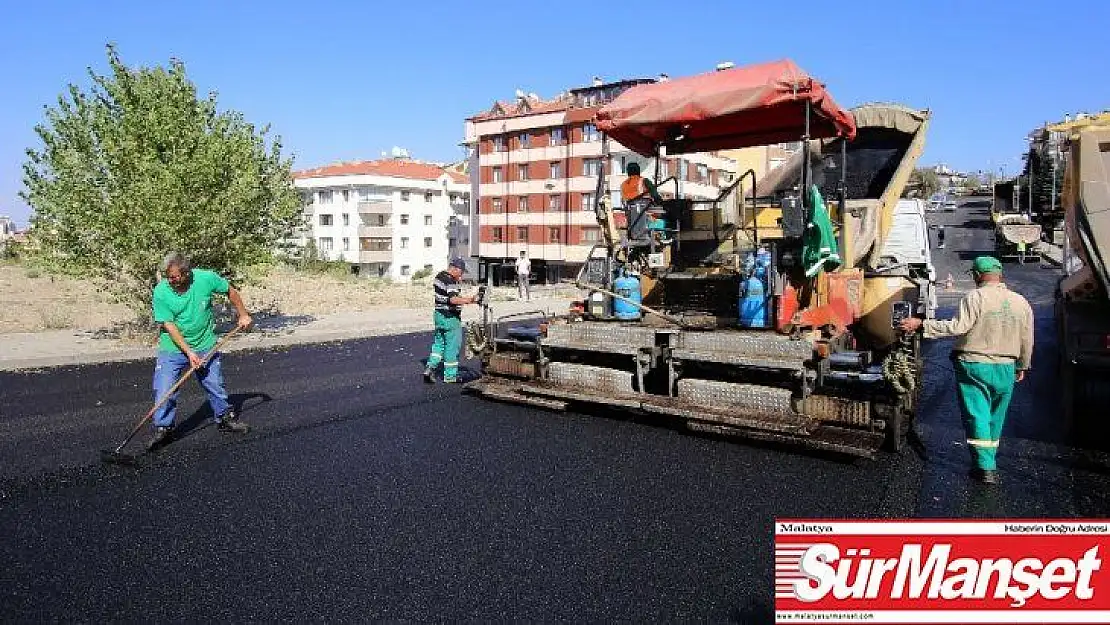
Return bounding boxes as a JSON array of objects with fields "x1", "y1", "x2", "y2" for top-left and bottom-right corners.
[{"x1": 463, "y1": 59, "x2": 934, "y2": 459}]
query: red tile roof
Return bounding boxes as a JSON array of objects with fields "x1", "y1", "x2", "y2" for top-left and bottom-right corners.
[
  {"x1": 293, "y1": 159, "x2": 469, "y2": 183},
  {"x1": 467, "y1": 95, "x2": 574, "y2": 121}
]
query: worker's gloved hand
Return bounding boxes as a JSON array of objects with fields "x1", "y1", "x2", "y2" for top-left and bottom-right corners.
[{"x1": 898, "y1": 317, "x2": 923, "y2": 333}]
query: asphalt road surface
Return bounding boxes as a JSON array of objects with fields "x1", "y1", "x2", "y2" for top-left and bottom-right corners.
[{"x1": 1, "y1": 196, "x2": 1108, "y2": 622}]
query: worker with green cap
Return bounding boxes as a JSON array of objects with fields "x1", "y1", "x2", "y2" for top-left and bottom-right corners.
[{"x1": 899, "y1": 256, "x2": 1034, "y2": 484}]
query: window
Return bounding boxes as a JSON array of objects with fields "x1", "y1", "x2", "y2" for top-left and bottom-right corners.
[
  {"x1": 342, "y1": 213, "x2": 350, "y2": 226},
  {"x1": 516, "y1": 226, "x2": 528, "y2": 242},
  {"x1": 519, "y1": 132, "x2": 530, "y2": 148},
  {"x1": 550, "y1": 162, "x2": 562, "y2": 178},
  {"x1": 492, "y1": 227, "x2": 504, "y2": 243},
  {"x1": 319, "y1": 214, "x2": 333, "y2": 226},
  {"x1": 697, "y1": 164, "x2": 709, "y2": 182},
  {"x1": 376, "y1": 214, "x2": 386, "y2": 226},
  {"x1": 679, "y1": 160, "x2": 689, "y2": 180},
  {"x1": 342, "y1": 237, "x2": 350, "y2": 251},
  {"x1": 493, "y1": 167, "x2": 503, "y2": 183},
  {"x1": 584, "y1": 158, "x2": 602, "y2": 177},
  {"x1": 517, "y1": 164, "x2": 528, "y2": 181},
  {"x1": 319, "y1": 237, "x2": 334, "y2": 251},
  {"x1": 400, "y1": 214, "x2": 409, "y2": 225},
  {"x1": 493, "y1": 136, "x2": 506, "y2": 152},
  {"x1": 318, "y1": 190, "x2": 333, "y2": 204},
  {"x1": 582, "y1": 192, "x2": 596, "y2": 211},
  {"x1": 492, "y1": 198, "x2": 503, "y2": 213},
  {"x1": 362, "y1": 237, "x2": 391, "y2": 251},
  {"x1": 401, "y1": 191, "x2": 411, "y2": 201},
  {"x1": 551, "y1": 127, "x2": 566, "y2": 145},
  {"x1": 660, "y1": 160, "x2": 670, "y2": 178},
  {"x1": 424, "y1": 215, "x2": 432, "y2": 226},
  {"x1": 401, "y1": 265, "x2": 410, "y2": 276},
  {"x1": 583, "y1": 123, "x2": 600, "y2": 142},
  {"x1": 400, "y1": 237, "x2": 409, "y2": 249},
  {"x1": 424, "y1": 237, "x2": 433, "y2": 248},
  {"x1": 581, "y1": 228, "x2": 600, "y2": 243},
  {"x1": 342, "y1": 190, "x2": 350, "y2": 202},
  {"x1": 449, "y1": 237, "x2": 457, "y2": 248},
  {"x1": 548, "y1": 195, "x2": 562, "y2": 211},
  {"x1": 449, "y1": 193, "x2": 458, "y2": 203},
  {"x1": 517, "y1": 196, "x2": 528, "y2": 213},
  {"x1": 359, "y1": 188, "x2": 375, "y2": 201},
  {"x1": 424, "y1": 192, "x2": 433, "y2": 203},
  {"x1": 548, "y1": 227, "x2": 561, "y2": 243}
]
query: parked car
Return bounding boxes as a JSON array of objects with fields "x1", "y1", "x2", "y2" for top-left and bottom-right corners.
[{"x1": 943, "y1": 200, "x2": 957, "y2": 212}]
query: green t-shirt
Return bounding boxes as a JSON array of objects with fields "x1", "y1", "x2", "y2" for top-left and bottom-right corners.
[{"x1": 152, "y1": 268, "x2": 230, "y2": 353}]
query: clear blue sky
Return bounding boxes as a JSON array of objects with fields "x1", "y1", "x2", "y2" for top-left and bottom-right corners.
[{"x1": 2, "y1": 0, "x2": 1107, "y2": 227}]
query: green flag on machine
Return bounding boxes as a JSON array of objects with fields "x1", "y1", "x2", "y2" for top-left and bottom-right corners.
[{"x1": 802, "y1": 185, "x2": 841, "y2": 277}]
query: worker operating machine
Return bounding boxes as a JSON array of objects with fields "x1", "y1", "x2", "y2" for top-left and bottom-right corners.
[{"x1": 464, "y1": 59, "x2": 934, "y2": 459}]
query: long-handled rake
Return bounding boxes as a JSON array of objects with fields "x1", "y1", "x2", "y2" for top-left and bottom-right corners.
[{"x1": 100, "y1": 326, "x2": 243, "y2": 466}]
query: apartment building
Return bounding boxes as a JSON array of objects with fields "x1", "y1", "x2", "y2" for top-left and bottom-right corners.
[
  {"x1": 722, "y1": 142, "x2": 801, "y2": 187},
  {"x1": 292, "y1": 158, "x2": 471, "y2": 281},
  {"x1": 463, "y1": 76, "x2": 737, "y2": 285}
]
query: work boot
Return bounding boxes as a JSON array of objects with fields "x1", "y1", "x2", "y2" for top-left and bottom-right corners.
[
  {"x1": 423, "y1": 368, "x2": 435, "y2": 384},
  {"x1": 970, "y1": 467, "x2": 999, "y2": 485},
  {"x1": 147, "y1": 426, "x2": 172, "y2": 451},
  {"x1": 216, "y1": 409, "x2": 250, "y2": 433}
]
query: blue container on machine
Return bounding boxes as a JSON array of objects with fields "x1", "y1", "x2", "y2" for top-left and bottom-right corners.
[
  {"x1": 613, "y1": 273, "x2": 642, "y2": 320},
  {"x1": 739, "y1": 266, "x2": 769, "y2": 328}
]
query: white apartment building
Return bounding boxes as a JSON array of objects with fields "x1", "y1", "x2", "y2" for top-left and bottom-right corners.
[
  {"x1": 0, "y1": 216, "x2": 14, "y2": 239},
  {"x1": 293, "y1": 158, "x2": 471, "y2": 281}
]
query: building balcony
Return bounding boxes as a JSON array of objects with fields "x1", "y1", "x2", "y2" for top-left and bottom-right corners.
[
  {"x1": 359, "y1": 250, "x2": 393, "y2": 263},
  {"x1": 358, "y1": 225, "x2": 393, "y2": 237},
  {"x1": 358, "y1": 200, "x2": 392, "y2": 214}
]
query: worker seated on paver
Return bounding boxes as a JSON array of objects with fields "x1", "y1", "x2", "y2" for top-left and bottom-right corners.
[{"x1": 621, "y1": 162, "x2": 666, "y2": 243}]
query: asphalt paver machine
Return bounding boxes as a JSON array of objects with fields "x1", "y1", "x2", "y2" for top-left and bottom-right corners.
[{"x1": 464, "y1": 59, "x2": 933, "y2": 459}]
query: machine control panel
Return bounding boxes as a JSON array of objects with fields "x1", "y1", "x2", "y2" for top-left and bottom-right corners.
[{"x1": 891, "y1": 301, "x2": 912, "y2": 329}]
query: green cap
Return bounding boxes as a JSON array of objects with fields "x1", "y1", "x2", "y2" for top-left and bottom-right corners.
[{"x1": 972, "y1": 256, "x2": 1003, "y2": 274}]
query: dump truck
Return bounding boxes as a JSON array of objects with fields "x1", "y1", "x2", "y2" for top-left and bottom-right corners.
[
  {"x1": 463, "y1": 60, "x2": 933, "y2": 459},
  {"x1": 1048, "y1": 113, "x2": 1110, "y2": 425},
  {"x1": 991, "y1": 180, "x2": 1041, "y2": 263}
]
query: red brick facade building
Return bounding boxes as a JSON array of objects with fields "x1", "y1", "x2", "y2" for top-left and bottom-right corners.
[{"x1": 463, "y1": 78, "x2": 736, "y2": 285}]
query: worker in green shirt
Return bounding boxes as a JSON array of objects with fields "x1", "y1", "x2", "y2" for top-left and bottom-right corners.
[{"x1": 148, "y1": 252, "x2": 253, "y2": 450}]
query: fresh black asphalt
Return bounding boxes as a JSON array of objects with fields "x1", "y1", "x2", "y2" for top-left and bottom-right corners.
[{"x1": 1, "y1": 197, "x2": 1107, "y2": 622}]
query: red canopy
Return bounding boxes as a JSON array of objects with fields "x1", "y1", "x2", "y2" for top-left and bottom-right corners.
[{"x1": 593, "y1": 59, "x2": 857, "y2": 156}]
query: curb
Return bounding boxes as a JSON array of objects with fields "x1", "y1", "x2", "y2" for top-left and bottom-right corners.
[{"x1": 1040, "y1": 250, "x2": 1063, "y2": 268}]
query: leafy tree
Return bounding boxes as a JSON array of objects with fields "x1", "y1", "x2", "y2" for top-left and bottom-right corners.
[
  {"x1": 905, "y1": 168, "x2": 940, "y2": 199},
  {"x1": 963, "y1": 174, "x2": 982, "y2": 193},
  {"x1": 21, "y1": 44, "x2": 302, "y2": 317},
  {"x1": 1021, "y1": 143, "x2": 1063, "y2": 215}
]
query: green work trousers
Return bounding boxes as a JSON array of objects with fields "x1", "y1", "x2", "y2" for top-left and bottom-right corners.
[
  {"x1": 954, "y1": 359, "x2": 1016, "y2": 471},
  {"x1": 426, "y1": 311, "x2": 463, "y2": 382}
]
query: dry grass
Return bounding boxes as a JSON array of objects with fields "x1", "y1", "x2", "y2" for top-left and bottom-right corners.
[
  {"x1": 0, "y1": 262, "x2": 574, "y2": 335},
  {"x1": 0, "y1": 264, "x2": 133, "y2": 334}
]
